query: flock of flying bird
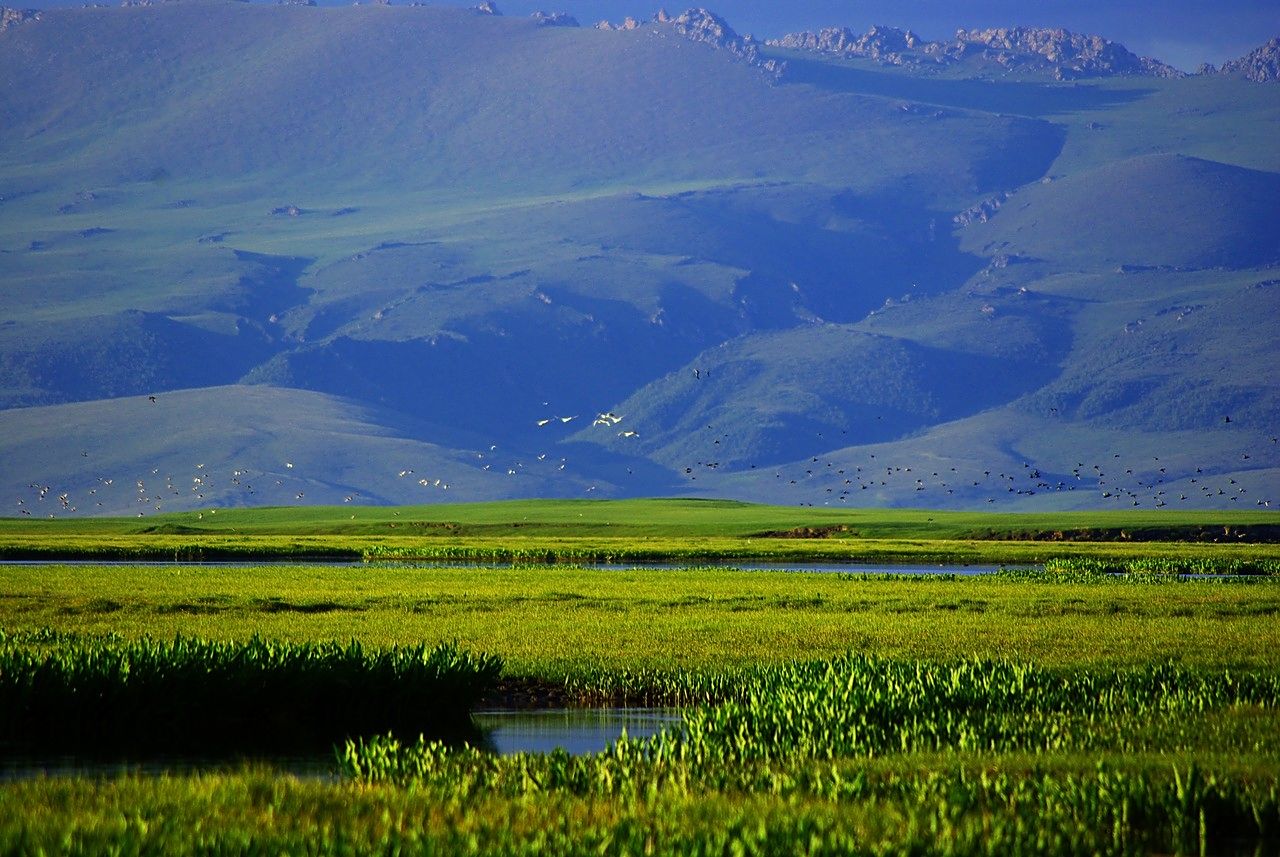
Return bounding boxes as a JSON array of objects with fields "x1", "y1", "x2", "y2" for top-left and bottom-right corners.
[
  {"x1": 706, "y1": 447, "x2": 1276, "y2": 509},
  {"x1": 8, "y1": 391, "x2": 1276, "y2": 517}
]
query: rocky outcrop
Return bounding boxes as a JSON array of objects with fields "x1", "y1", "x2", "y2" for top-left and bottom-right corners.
[
  {"x1": 658, "y1": 8, "x2": 785, "y2": 75},
  {"x1": 769, "y1": 23, "x2": 1183, "y2": 81},
  {"x1": 530, "y1": 11, "x2": 578, "y2": 28},
  {"x1": 0, "y1": 6, "x2": 39, "y2": 32},
  {"x1": 953, "y1": 191, "x2": 1011, "y2": 227},
  {"x1": 593, "y1": 8, "x2": 783, "y2": 74},
  {"x1": 772, "y1": 25, "x2": 929, "y2": 67},
  {"x1": 1208, "y1": 37, "x2": 1280, "y2": 82},
  {"x1": 471, "y1": 1, "x2": 500, "y2": 15},
  {"x1": 595, "y1": 16, "x2": 641, "y2": 31},
  {"x1": 524, "y1": 10, "x2": 576, "y2": 27},
  {"x1": 951, "y1": 27, "x2": 1184, "y2": 80}
]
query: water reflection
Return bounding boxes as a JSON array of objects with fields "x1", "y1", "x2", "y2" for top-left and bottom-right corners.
[{"x1": 473, "y1": 708, "x2": 681, "y2": 756}]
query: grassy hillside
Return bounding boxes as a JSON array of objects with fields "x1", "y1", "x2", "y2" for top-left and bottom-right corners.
[
  {"x1": 0, "y1": 386, "x2": 663, "y2": 515},
  {"x1": 594, "y1": 324, "x2": 1061, "y2": 468},
  {"x1": 962, "y1": 153, "x2": 1280, "y2": 268},
  {"x1": 0, "y1": 4, "x2": 1277, "y2": 512}
]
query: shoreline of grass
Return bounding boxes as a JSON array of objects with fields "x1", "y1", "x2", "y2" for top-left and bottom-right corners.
[
  {"x1": 1, "y1": 534, "x2": 1279, "y2": 567},
  {"x1": 0, "y1": 501, "x2": 1276, "y2": 565}
]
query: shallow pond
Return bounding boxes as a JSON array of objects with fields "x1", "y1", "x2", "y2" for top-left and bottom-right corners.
[{"x1": 474, "y1": 707, "x2": 681, "y2": 755}]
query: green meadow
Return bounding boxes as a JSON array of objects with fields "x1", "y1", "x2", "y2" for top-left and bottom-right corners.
[
  {"x1": 1, "y1": 502, "x2": 1278, "y2": 853},
  {"x1": 3, "y1": 564, "x2": 1279, "y2": 674}
]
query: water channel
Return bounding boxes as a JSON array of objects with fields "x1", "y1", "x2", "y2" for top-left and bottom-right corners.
[{"x1": 0, "y1": 559, "x2": 1014, "y2": 574}]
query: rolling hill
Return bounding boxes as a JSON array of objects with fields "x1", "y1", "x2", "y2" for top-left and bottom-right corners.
[{"x1": 0, "y1": 3, "x2": 1277, "y2": 514}]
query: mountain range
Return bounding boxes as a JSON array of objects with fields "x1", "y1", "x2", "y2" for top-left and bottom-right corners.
[{"x1": 0, "y1": 3, "x2": 1277, "y2": 516}]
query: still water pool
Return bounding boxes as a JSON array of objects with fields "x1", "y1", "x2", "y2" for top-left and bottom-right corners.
[{"x1": 474, "y1": 707, "x2": 681, "y2": 756}]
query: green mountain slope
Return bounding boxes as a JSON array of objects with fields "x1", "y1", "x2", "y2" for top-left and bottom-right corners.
[
  {"x1": 0, "y1": 4, "x2": 1276, "y2": 513},
  {"x1": 961, "y1": 154, "x2": 1280, "y2": 269}
]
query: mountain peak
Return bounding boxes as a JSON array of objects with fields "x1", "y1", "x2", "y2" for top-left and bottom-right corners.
[
  {"x1": 592, "y1": 7, "x2": 783, "y2": 74},
  {"x1": 1207, "y1": 36, "x2": 1280, "y2": 82},
  {"x1": 659, "y1": 8, "x2": 784, "y2": 74}
]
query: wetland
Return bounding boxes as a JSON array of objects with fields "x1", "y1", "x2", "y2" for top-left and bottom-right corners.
[{"x1": 1, "y1": 502, "x2": 1278, "y2": 853}]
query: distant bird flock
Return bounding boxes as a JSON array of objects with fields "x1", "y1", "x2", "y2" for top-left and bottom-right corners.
[{"x1": 8, "y1": 393, "x2": 1275, "y2": 517}]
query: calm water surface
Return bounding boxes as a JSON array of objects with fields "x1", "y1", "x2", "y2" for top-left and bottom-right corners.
[{"x1": 474, "y1": 707, "x2": 682, "y2": 755}]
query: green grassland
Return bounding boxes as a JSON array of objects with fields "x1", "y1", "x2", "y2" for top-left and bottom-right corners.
[
  {"x1": 2, "y1": 564, "x2": 1279, "y2": 853},
  {"x1": 4, "y1": 562, "x2": 1279, "y2": 674},
  {"x1": 2, "y1": 500, "x2": 1279, "y2": 557},
  {"x1": 2, "y1": 495, "x2": 1275, "y2": 534},
  {"x1": 3, "y1": 539, "x2": 1279, "y2": 852}
]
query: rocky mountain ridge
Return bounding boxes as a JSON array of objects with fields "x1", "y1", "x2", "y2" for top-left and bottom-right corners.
[
  {"x1": 770, "y1": 24, "x2": 1183, "y2": 80},
  {"x1": 10, "y1": 0, "x2": 1269, "y2": 86},
  {"x1": 595, "y1": 8, "x2": 783, "y2": 74},
  {"x1": 1203, "y1": 36, "x2": 1280, "y2": 82},
  {"x1": 529, "y1": 10, "x2": 577, "y2": 27}
]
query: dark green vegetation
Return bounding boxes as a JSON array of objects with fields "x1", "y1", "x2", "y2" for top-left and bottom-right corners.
[
  {"x1": 0, "y1": 634, "x2": 498, "y2": 754},
  {"x1": 0, "y1": 760, "x2": 1275, "y2": 855},
  {"x1": 3, "y1": 637, "x2": 1279, "y2": 853},
  {"x1": 1, "y1": 6, "x2": 1277, "y2": 512}
]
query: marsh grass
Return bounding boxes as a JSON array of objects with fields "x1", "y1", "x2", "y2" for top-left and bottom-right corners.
[
  {"x1": 2, "y1": 552, "x2": 1278, "y2": 852},
  {"x1": 0, "y1": 635, "x2": 500, "y2": 755},
  {"x1": 328, "y1": 653, "x2": 1280, "y2": 853},
  {"x1": 1, "y1": 758, "x2": 1273, "y2": 856}
]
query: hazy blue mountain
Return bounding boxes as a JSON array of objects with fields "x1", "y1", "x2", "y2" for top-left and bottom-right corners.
[{"x1": 0, "y1": 3, "x2": 1276, "y2": 515}]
